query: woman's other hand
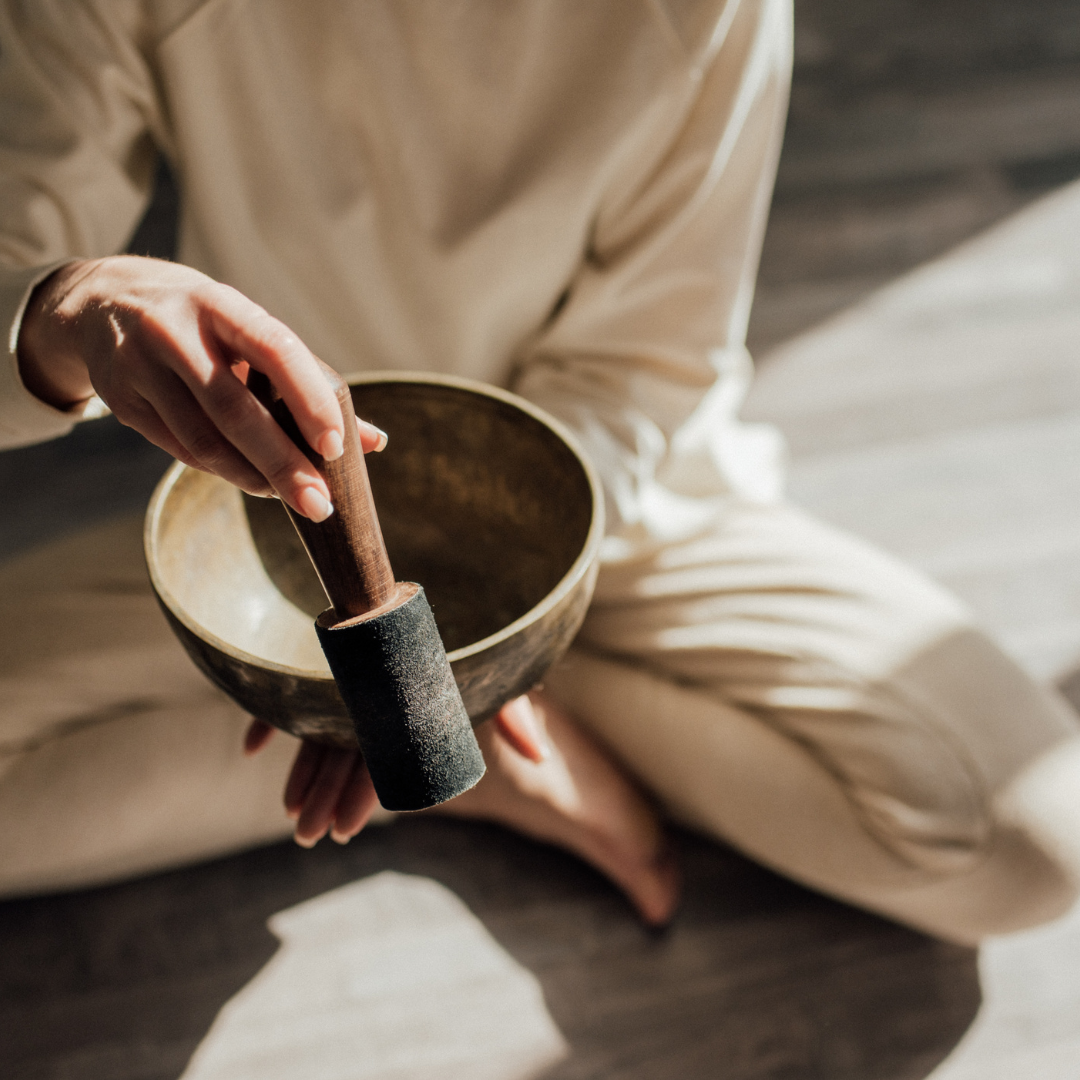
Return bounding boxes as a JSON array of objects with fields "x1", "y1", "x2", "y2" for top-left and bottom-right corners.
[{"x1": 244, "y1": 719, "x2": 379, "y2": 846}]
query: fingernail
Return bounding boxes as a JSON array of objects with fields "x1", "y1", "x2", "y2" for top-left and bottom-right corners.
[
  {"x1": 358, "y1": 419, "x2": 389, "y2": 452},
  {"x1": 318, "y1": 429, "x2": 344, "y2": 461},
  {"x1": 330, "y1": 829, "x2": 351, "y2": 845},
  {"x1": 297, "y1": 486, "x2": 334, "y2": 522},
  {"x1": 293, "y1": 832, "x2": 318, "y2": 849}
]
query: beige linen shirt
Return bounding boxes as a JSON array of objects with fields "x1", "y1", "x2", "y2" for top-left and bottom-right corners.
[{"x1": 0, "y1": 0, "x2": 790, "y2": 558}]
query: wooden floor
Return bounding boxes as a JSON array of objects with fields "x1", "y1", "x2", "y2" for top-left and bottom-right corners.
[
  {"x1": 6, "y1": 2, "x2": 1080, "y2": 1078},
  {"x1": 0, "y1": 823, "x2": 979, "y2": 1080},
  {"x1": 748, "y1": 0, "x2": 1080, "y2": 353},
  {"x1": 746, "y1": 173, "x2": 1080, "y2": 1080}
]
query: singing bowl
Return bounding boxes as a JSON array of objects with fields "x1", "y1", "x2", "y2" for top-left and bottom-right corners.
[{"x1": 144, "y1": 372, "x2": 604, "y2": 748}]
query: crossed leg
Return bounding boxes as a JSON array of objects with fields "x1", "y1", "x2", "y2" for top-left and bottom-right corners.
[
  {"x1": 464, "y1": 500, "x2": 1080, "y2": 943},
  {"x1": 3, "y1": 503, "x2": 1080, "y2": 946}
]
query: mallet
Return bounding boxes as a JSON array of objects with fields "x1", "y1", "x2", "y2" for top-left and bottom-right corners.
[{"x1": 247, "y1": 365, "x2": 486, "y2": 811}]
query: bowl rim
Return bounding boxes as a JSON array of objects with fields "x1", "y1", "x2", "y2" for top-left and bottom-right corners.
[{"x1": 144, "y1": 370, "x2": 605, "y2": 682}]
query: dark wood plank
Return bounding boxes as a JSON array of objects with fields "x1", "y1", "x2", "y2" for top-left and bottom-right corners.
[
  {"x1": 748, "y1": 0, "x2": 1080, "y2": 353},
  {"x1": 0, "y1": 820, "x2": 979, "y2": 1080}
]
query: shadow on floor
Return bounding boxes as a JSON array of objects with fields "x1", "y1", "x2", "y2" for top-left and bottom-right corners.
[{"x1": 0, "y1": 819, "x2": 980, "y2": 1080}]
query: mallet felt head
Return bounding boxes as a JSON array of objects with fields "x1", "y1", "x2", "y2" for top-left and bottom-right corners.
[{"x1": 315, "y1": 583, "x2": 485, "y2": 811}]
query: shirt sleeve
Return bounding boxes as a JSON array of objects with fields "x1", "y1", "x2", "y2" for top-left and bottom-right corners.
[
  {"x1": 0, "y1": 0, "x2": 162, "y2": 449},
  {"x1": 511, "y1": 0, "x2": 792, "y2": 560}
]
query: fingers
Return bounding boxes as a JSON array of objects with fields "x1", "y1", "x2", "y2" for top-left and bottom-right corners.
[
  {"x1": 159, "y1": 302, "x2": 386, "y2": 516},
  {"x1": 243, "y1": 719, "x2": 276, "y2": 756},
  {"x1": 357, "y1": 416, "x2": 389, "y2": 455},
  {"x1": 135, "y1": 366, "x2": 290, "y2": 497},
  {"x1": 330, "y1": 757, "x2": 378, "y2": 843},
  {"x1": 140, "y1": 345, "x2": 333, "y2": 514},
  {"x1": 284, "y1": 740, "x2": 326, "y2": 817},
  {"x1": 294, "y1": 749, "x2": 355, "y2": 847},
  {"x1": 202, "y1": 285, "x2": 345, "y2": 461},
  {"x1": 285, "y1": 741, "x2": 377, "y2": 848},
  {"x1": 113, "y1": 396, "x2": 212, "y2": 474}
]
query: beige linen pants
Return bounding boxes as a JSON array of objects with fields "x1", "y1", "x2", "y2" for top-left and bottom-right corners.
[{"x1": 2, "y1": 502, "x2": 1079, "y2": 943}]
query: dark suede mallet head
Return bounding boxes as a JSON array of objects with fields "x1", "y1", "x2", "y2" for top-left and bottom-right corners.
[{"x1": 248, "y1": 366, "x2": 485, "y2": 811}]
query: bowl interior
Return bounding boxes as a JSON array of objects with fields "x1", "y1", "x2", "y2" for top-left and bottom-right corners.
[{"x1": 151, "y1": 378, "x2": 596, "y2": 671}]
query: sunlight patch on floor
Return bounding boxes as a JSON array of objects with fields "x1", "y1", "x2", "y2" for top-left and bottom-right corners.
[{"x1": 179, "y1": 872, "x2": 568, "y2": 1080}]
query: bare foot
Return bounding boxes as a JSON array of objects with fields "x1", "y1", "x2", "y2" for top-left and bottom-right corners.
[{"x1": 434, "y1": 692, "x2": 680, "y2": 927}]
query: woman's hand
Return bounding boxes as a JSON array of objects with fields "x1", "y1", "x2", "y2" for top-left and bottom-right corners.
[
  {"x1": 17, "y1": 255, "x2": 385, "y2": 520},
  {"x1": 244, "y1": 720, "x2": 380, "y2": 846}
]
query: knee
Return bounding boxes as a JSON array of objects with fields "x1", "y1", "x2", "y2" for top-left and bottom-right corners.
[
  {"x1": 771, "y1": 633, "x2": 1080, "y2": 941},
  {"x1": 885, "y1": 822, "x2": 1080, "y2": 946},
  {"x1": 877, "y1": 737, "x2": 1080, "y2": 944},
  {"x1": 976, "y1": 737, "x2": 1080, "y2": 937},
  {"x1": 983, "y1": 826, "x2": 1080, "y2": 936}
]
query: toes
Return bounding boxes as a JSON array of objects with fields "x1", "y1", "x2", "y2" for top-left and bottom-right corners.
[
  {"x1": 631, "y1": 843, "x2": 682, "y2": 928},
  {"x1": 434, "y1": 694, "x2": 682, "y2": 928}
]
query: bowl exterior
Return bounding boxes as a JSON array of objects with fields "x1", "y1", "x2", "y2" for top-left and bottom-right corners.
[
  {"x1": 146, "y1": 373, "x2": 603, "y2": 748},
  {"x1": 155, "y1": 556, "x2": 598, "y2": 748}
]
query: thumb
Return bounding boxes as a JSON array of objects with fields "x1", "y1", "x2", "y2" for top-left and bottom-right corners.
[{"x1": 494, "y1": 694, "x2": 551, "y2": 763}]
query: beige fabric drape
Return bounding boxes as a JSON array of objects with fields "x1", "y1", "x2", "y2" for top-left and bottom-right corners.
[
  {"x1": 2, "y1": 0, "x2": 1080, "y2": 943},
  {"x1": 3, "y1": 503, "x2": 1078, "y2": 944}
]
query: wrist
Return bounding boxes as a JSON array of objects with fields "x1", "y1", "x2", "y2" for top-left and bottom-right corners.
[{"x1": 16, "y1": 260, "x2": 98, "y2": 410}]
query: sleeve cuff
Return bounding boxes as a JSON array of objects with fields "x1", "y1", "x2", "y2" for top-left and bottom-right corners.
[{"x1": 0, "y1": 260, "x2": 110, "y2": 451}]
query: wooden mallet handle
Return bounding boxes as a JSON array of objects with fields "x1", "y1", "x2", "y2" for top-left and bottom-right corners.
[
  {"x1": 247, "y1": 364, "x2": 397, "y2": 620},
  {"x1": 246, "y1": 364, "x2": 486, "y2": 811}
]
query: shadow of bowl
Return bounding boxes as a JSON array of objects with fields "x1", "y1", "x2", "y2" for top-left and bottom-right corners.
[{"x1": 144, "y1": 372, "x2": 604, "y2": 748}]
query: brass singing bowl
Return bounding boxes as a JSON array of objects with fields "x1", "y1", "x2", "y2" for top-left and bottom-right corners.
[{"x1": 145, "y1": 372, "x2": 604, "y2": 748}]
